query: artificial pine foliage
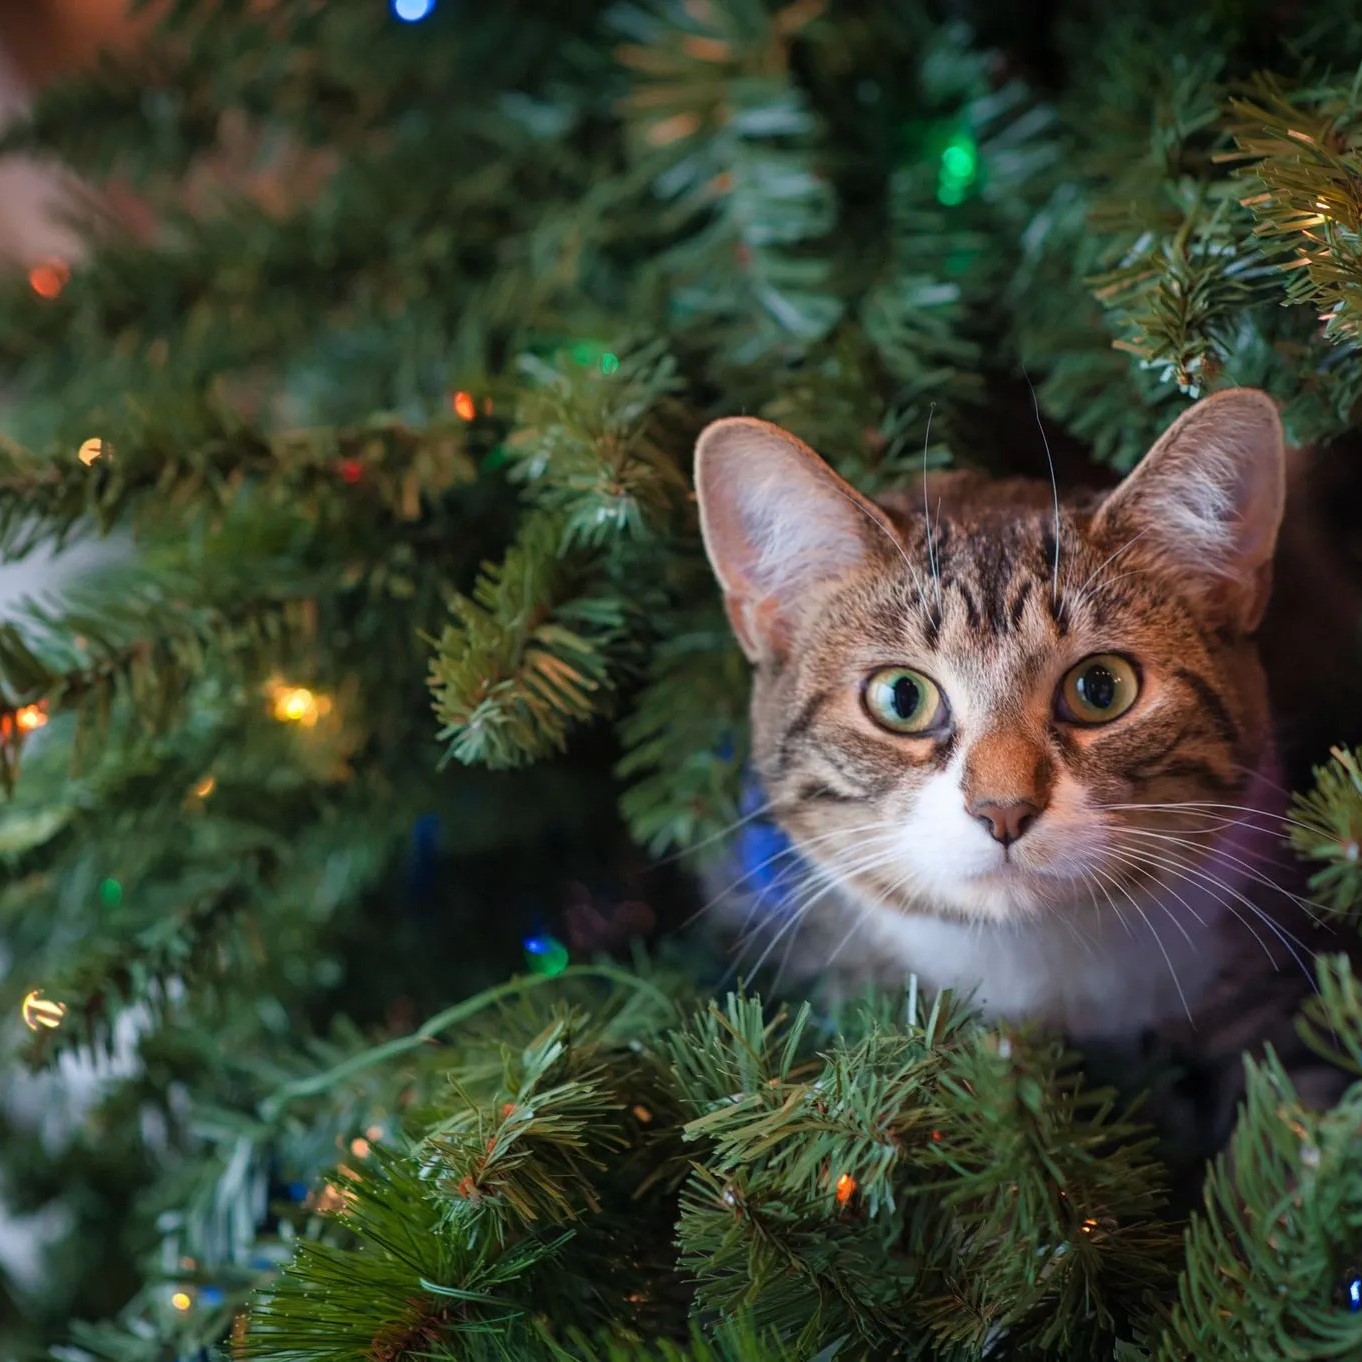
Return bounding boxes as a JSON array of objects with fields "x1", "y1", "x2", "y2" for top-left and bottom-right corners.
[{"x1": 3, "y1": 1, "x2": 1362, "y2": 1358}]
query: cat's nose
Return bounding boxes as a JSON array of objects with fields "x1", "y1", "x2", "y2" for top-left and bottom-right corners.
[{"x1": 969, "y1": 799, "x2": 1042, "y2": 847}]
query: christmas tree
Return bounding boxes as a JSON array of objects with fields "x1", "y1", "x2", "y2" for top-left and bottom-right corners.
[{"x1": 3, "y1": 0, "x2": 1362, "y2": 1357}]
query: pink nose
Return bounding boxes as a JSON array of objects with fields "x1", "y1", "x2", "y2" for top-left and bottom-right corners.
[{"x1": 969, "y1": 799, "x2": 1042, "y2": 847}]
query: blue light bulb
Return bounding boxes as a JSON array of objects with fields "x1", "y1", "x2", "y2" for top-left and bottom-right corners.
[{"x1": 393, "y1": 0, "x2": 435, "y2": 22}]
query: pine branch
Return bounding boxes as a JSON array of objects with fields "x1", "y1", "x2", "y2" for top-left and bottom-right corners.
[
  {"x1": 1155, "y1": 991, "x2": 1362, "y2": 1359},
  {"x1": 1089, "y1": 184, "x2": 1277, "y2": 395},
  {"x1": 922, "y1": 1030, "x2": 1177, "y2": 1356},
  {"x1": 0, "y1": 410, "x2": 476, "y2": 566},
  {"x1": 1298, "y1": 954, "x2": 1362, "y2": 1079},
  {"x1": 545, "y1": 1313, "x2": 837, "y2": 1361},
  {"x1": 244, "y1": 1148, "x2": 575, "y2": 1359},
  {"x1": 0, "y1": 97, "x2": 609, "y2": 445},
  {"x1": 422, "y1": 1012, "x2": 629, "y2": 1230},
  {"x1": 757, "y1": 329, "x2": 921, "y2": 496},
  {"x1": 612, "y1": 0, "x2": 842, "y2": 360},
  {"x1": 431, "y1": 342, "x2": 689, "y2": 771},
  {"x1": 0, "y1": 554, "x2": 322, "y2": 793},
  {"x1": 0, "y1": 5, "x2": 401, "y2": 182},
  {"x1": 676, "y1": 1162, "x2": 924, "y2": 1349},
  {"x1": 427, "y1": 511, "x2": 639, "y2": 769},
  {"x1": 1288, "y1": 746, "x2": 1362, "y2": 924},
  {"x1": 506, "y1": 340, "x2": 690, "y2": 550},
  {"x1": 9, "y1": 732, "x2": 398, "y2": 1057},
  {"x1": 244, "y1": 970, "x2": 693, "y2": 1359},
  {"x1": 1226, "y1": 73, "x2": 1362, "y2": 346},
  {"x1": 616, "y1": 595, "x2": 748, "y2": 858}
]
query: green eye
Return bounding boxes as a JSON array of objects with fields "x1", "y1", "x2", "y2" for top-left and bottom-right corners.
[
  {"x1": 1059, "y1": 654, "x2": 1140, "y2": 724},
  {"x1": 864, "y1": 667, "x2": 944, "y2": 734}
]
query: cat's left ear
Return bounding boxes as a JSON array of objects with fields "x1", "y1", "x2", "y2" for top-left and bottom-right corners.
[{"x1": 1091, "y1": 388, "x2": 1286, "y2": 632}]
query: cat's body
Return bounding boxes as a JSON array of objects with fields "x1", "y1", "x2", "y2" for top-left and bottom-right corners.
[{"x1": 695, "y1": 391, "x2": 1339, "y2": 1063}]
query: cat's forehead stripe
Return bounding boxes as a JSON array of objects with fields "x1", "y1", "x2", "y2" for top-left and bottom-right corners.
[{"x1": 907, "y1": 507, "x2": 1080, "y2": 640}]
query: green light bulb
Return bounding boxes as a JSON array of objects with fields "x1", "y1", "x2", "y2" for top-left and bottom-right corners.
[
  {"x1": 941, "y1": 141, "x2": 977, "y2": 179},
  {"x1": 523, "y1": 934, "x2": 569, "y2": 977}
]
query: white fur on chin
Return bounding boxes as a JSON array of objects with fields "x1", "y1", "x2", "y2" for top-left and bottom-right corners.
[{"x1": 833, "y1": 764, "x2": 1285, "y2": 1040}]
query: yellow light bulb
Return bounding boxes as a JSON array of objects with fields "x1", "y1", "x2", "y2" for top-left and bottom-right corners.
[
  {"x1": 21, "y1": 989, "x2": 66, "y2": 1031},
  {"x1": 269, "y1": 684, "x2": 331, "y2": 727},
  {"x1": 78, "y1": 438, "x2": 105, "y2": 466},
  {"x1": 281, "y1": 688, "x2": 311, "y2": 721},
  {"x1": 171, "y1": 1290, "x2": 193, "y2": 1311},
  {"x1": 15, "y1": 703, "x2": 48, "y2": 733},
  {"x1": 192, "y1": 775, "x2": 216, "y2": 799}
]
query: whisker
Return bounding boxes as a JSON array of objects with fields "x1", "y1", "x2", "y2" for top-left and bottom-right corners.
[
  {"x1": 824, "y1": 479, "x2": 936, "y2": 623},
  {"x1": 822, "y1": 853, "x2": 938, "y2": 975},
  {"x1": 729, "y1": 843, "x2": 904, "y2": 985},
  {"x1": 1105, "y1": 843, "x2": 1316, "y2": 988},
  {"x1": 922, "y1": 403, "x2": 944, "y2": 615},
  {"x1": 1101, "y1": 853, "x2": 1200, "y2": 951},
  {"x1": 1065, "y1": 562, "x2": 1162, "y2": 623},
  {"x1": 1096, "y1": 801, "x2": 1318, "y2": 839},
  {"x1": 681, "y1": 819, "x2": 893, "y2": 932},
  {"x1": 1226, "y1": 760, "x2": 1296, "y2": 800},
  {"x1": 1126, "y1": 892, "x2": 1195, "y2": 1027},
  {"x1": 652, "y1": 795, "x2": 779, "y2": 867},
  {"x1": 1023, "y1": 366, "x2": 1062, "y2": 610},
  {"x1": 1060, "y1": 534, "x2": 1155, "y2": 623},
  {"x1": 1102, "y1": 807, "x2": 1303, "y2": 870},
  {"x1": 1074, "y1": 563, "x2": 1164, "y2": 599},
  {"x1": 726, "y1": 831, "x2": 901, "y2": 942},
  {"x1": 1111, "y1": 826, "x2": 1326, "y2": 927},
  {"x1": 822, "y1": 878, "x2": 895, "y2": 973},
  {"x1": 1100, "y1": 843, "x2": 1279, "y2": 967},
  {"x1": 1072, "y1": 527, "x2": 1151, "y2": 603},
  {"x1": 1080, "y1": 865, "x2": 1134, "y2": 939},
  {"x1": 1110, "y1": 841, "x2": 1320, "y2": 957}
]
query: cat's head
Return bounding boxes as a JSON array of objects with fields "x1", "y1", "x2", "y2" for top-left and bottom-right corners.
[{"x1": 696, "y1": 390, "x2": 1286, "y2": 925}]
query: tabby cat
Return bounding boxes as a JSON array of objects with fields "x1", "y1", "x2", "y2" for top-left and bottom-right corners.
[{"x1": 695, "y1": 390, "x2": 1342, "y2": 1106}]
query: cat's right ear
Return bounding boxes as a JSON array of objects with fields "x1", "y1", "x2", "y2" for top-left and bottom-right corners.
[{"x1": 695, "y1": 417, "x2": 898, "y2": 663}]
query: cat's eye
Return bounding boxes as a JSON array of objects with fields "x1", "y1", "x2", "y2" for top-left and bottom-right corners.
[
  {"x1": 863, "y1": 667, "x2": 945, "y2": 735},
  {"x1": 1057, "y1": 654, "x2": 1140, "y2": 725}
]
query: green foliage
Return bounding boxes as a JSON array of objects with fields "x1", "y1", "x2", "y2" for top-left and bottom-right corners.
[
  {"x1": 5, "y1": 0, "x2": 1362, "y2": 1357},
  {"x1": 1158, "y1": 961, "x2": 1362, "y2": 1361},
  {"x1": 429, "y1": 343, "x2": 690, "y2": 771},
  {"x1": 246, "y1": 1149, "x2": 587, "y2": 1360},
  {"x1": 1228, "y1": 73, "x2": 1362, "y2": 345},
  {"x1": 235, "y1": 980, "x2": 1180, "y2": 1360},
  {"x1": 429, "y1": 510, "x2": 636, "y2": 769},
  {"x1": 615, "y1": 595, "x2": 748, "y2": 857},
  {"x1": 612, "y1": 0, "x2": 842, "y2": 359},
  {"x1": 1289, "y1": 747, "x2": 1362, "y2": 922}
]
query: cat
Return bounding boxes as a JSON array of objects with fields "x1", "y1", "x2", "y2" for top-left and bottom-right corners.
[{"x1": 694, "y1": 389, "x2": 1344, "y2": 1077}]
